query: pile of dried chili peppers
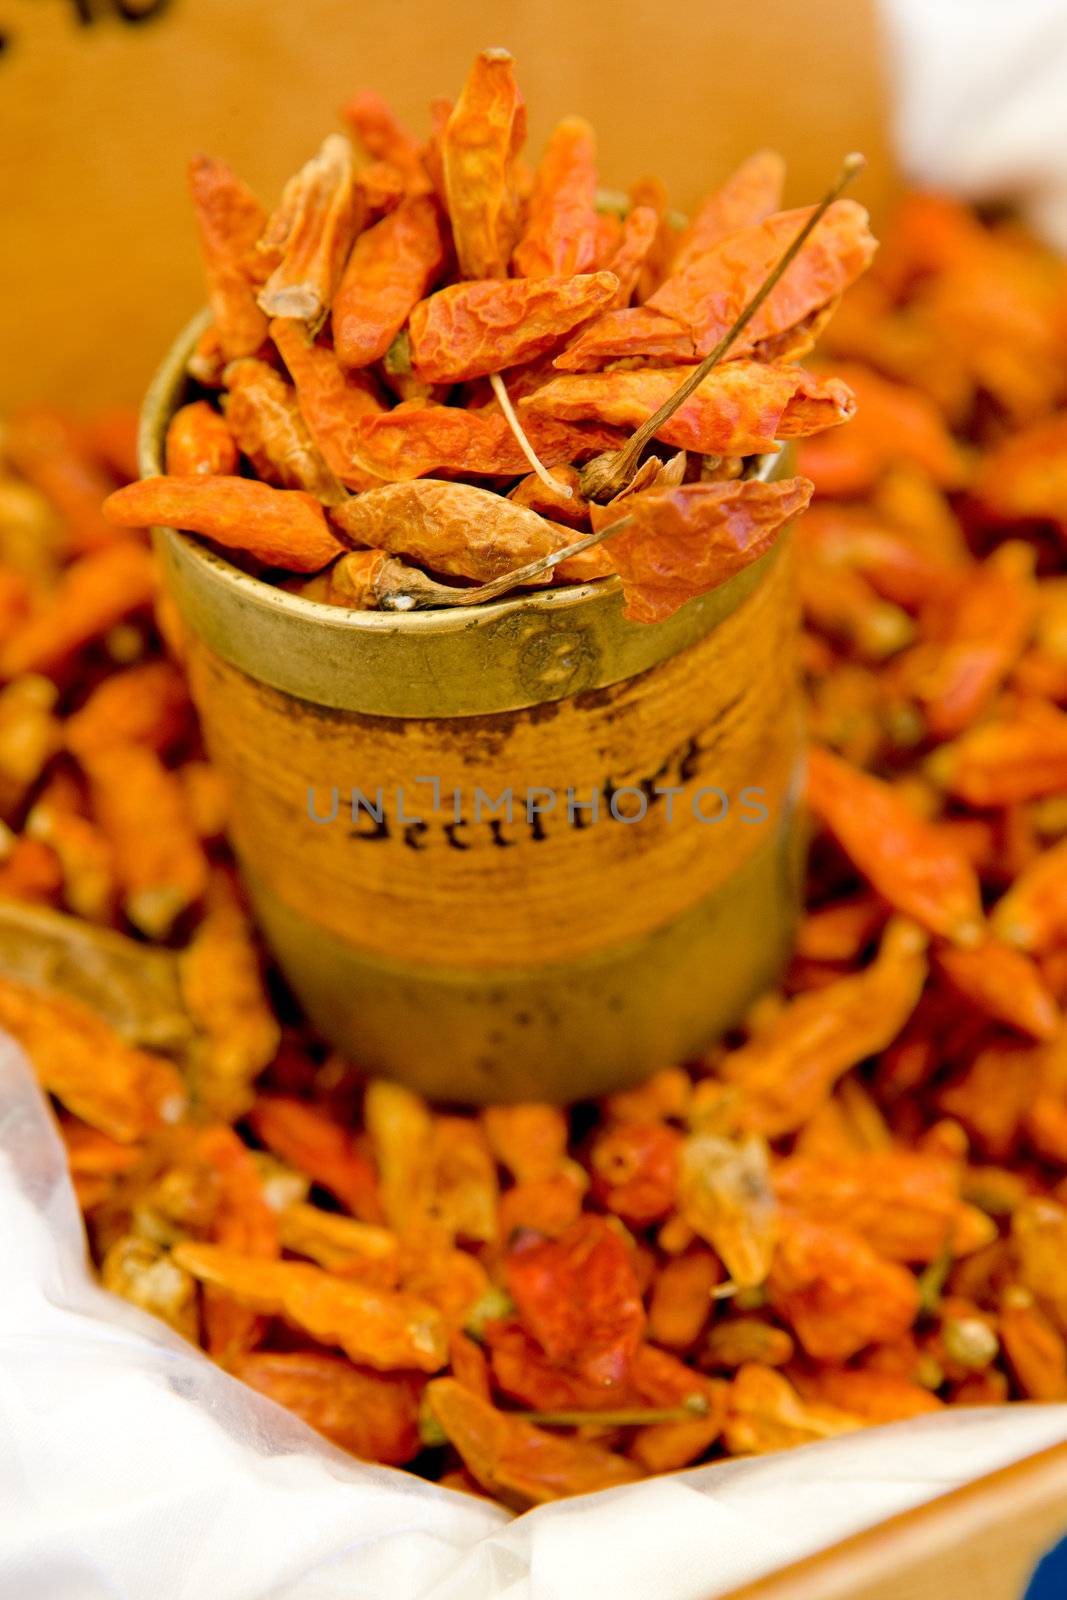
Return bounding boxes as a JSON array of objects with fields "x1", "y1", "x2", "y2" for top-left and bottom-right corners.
[
  {"x1": 101, "y1": 48, "x2": 874, "y2": 623},
  {"x1": 2, "y1": 123, "x2": 1067, "y2": 1509}
]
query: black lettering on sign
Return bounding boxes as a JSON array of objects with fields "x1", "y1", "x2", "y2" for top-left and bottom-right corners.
[
  {"x1": 2, "y1": 0, "x2": 172, "y2": 60},
  {"x1": 65, "y1": 0, "x2": 172, "y2": 22}
]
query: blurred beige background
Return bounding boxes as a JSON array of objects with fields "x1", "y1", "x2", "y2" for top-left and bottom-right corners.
[{"x1": 1, "y1": 0, "x2": 895, "y2": 409}]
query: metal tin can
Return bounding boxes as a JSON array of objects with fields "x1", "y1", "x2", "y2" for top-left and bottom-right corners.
[{"x1": 141, "y1": 312, "x2": 806, "y2": 1102}]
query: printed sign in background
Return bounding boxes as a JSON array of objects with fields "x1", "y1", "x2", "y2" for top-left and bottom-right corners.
[{"x1": 0, "y1": 0, "x2": 895, "y2": 408}]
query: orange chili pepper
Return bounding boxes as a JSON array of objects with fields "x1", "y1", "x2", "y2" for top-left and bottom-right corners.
[
  {"x1": 768, "y1": 1211, "x2": 921, "y2": 1361},
  {"x1": 523, "y1": 362, "x2": 854, "y2": 455},
  {"x1": 80, "y1": 741, "x2": 209, "y2": 937},
  {"x1": 424, "y1": 1377, "x2": 642, "y2": 1507},
  {"x1": 992, "y1": 835, "x2": 1067, "y2": 953},
  {"x1": 187, "y1": 155, "x2": 269, "y2": 362},
  {"x1": 705, "y1": 918, "x2": 928, "y2": 1138},
  {"x1": 773, "y1": 1149, "x2": 995, "y2": 1262},
  {"x1": 103, "y1": 476, "x2": 343, "y2": 573},
  {"x1": 934, "y1": 937, "x2": 1061, "y2": 1042},
  {"x1": 329, "y1": 479, "x2": 614, "y2": 584},
  {"x1": 173, "y1": 1242, "x2": 449, "y2": 1372},
  {"x1": 249, "y1": 1095, "x2": 383, "y2": 1223},
  {"x1": 512, "y1": 116, "x2": 598, "y2": 279},
  {"x1": 269, "y1": 316, "x2": 386, "y2": 490},
  {"x1": 677, "y1": 1131, "x2": 778, "y2": 1288},
  {"x1": 165, "y1": 400, "x2": 240, "y2": 478},
  {"x1": 0, "y1": 978, "x2": 184, "y2": 1142},
  {"x1": 607, "y1": 476, "x2": 813, "y2": 624},
  {"x1": 6, "y1": 409, "x2": 125, "y2": 555},
  {"x1": 408, "y1": 271, "x2": 619, "y2": 384},
  {"x1": 223, "y1": 358, "x2": 345, "y2": 503},
  {"x1": 0, "y1": 542, "x2": 156, "y2": 682},
  {"x1": 340, "y1": 88, "x2": 430, "y2": 193},
  {"x1": 344, "y1": 401, "x2": 625, "y2": 483},
  {"x1": 441, "y1": 49, "x2": 526, "y2": 280},
  {"x1": 231, "y1": 1351, "x2": 423, "y2": 1463},
  {"x1": 672, "y1": 150, "x2": 785, "y2": 275},
  {"x1": 505, "y1": 1215, "x2": 645, "y2": 1390},
  {"x1": 724, "y1": 1364, "x2": 861, "y2": 1454},
  {"x1": 255, "y1": 135, "x2": 359, "y2": 327},
  {"x1": 333, "y1": 195, "x2": 448, "y2": 368},
  {"x1": 807, "y1": 745, "x2": 984, "y2": 944}
]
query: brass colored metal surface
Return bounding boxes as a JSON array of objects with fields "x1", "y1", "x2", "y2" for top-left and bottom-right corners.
[
  {"x1": 243, "y1": 810, "x2": 805, "y2": 1103},
  {"x1": 142, "y1": 314, "x2": 806, "y2": 1102}
]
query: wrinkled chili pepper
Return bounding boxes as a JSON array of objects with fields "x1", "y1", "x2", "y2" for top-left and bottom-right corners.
[
  {"x1": 187, "y1": 155, "x2": 269, "y2": 362},
  {"x1": 255, "y1": 135, "x2": 360, "y2": 328},
  {"x1": 408, "y1": 271, "x2": 619, "y2": 384},
  {"x1": 333, "y1": 195, "x2": 448, "y2": 369},
  {"x1": 512, "y1": 117, "x2": 598, "y2": 279},
  {"x1": 441, "y1": 49, "x2": 526, "y2": 280},
  {"x1": 103, "y1": 476, "x2": 343, "y2": 573}
]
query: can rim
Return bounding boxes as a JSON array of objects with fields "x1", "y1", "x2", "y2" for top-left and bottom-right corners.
[{"x1": 140, "y1": 308, "x2": 779, "y2": 640}]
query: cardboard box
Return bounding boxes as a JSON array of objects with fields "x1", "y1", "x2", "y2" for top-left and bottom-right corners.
[{"x1": 0, "y1": 0, "x2": 895, "y2": 407}]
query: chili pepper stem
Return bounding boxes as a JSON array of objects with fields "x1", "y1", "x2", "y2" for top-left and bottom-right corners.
[
  {"x1": 579, "y1": 152, "x2": 867, "y2": 502},
  {"x1": 510, "y1": 1396, "x2": 711, "y2": 1426},
  {"x1": 489, "y1": 373, "x2": 574, "y2": 498}
]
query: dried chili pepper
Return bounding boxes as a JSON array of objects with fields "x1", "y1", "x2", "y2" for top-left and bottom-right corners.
[
  {"x1": 605, "y1": 476, "x2": 812, "y2": 624},
  {"x1": 0, "y1": 542, "x2": 156, "y2": 682},
  {"x1": 278, "y1": 1202, "x2": 400, "y2": 1284},
  {"x1": 187, "y1": 155, "x2": 269, "y2": 362},
  {"x1": 80, "y1": 742, "x2": 209, "y2": 937},
  {"x1": 930, "y1": 703, "x2": 1067, "y2": 806},
  {"x1": 173, "y1": 1242, "x2": 448, "y2": 1372},
  {"x1": 329, "y1": 479, "x2": 613, "y2": 583},
  {"x1": 66, "y1": 662, "x2": 193, "y2": 761},
  {"x1": 165, "y1": 401, "x2": 239, "y2": 478},
  {"x1": 523, "y1": 362, "x2": 854, "y2": 455},
  {"x1": 441, "y1": 49, "x2": 526, "y2": 280},
  {"x1": 341, "y1": 89, "x2": 429, "y2": 193},
  {"x1": 333, "y1": 195, "x2": 448, "y2": 368},
  {"x1": 558, "y1": 200, "x2": 875, "y2": 370},
  {"x1": 407, "y1": 271, "x2": 619, "y2": 383},
  {"x1": 672, "y1": 150, "x2": 785, "y2": 276},
  {"x1": 269, "y1": 316, "x2": 386, "y2": 490},
  {"x1": 504, "y1": 1215, "x2": 645, "y2": 1391},
  {"x1": 724, "y1": 1364, "x2": 861, "y2": 1454},
  {"x1": 773, "y1": 1149, "x2": 994, "y2": 1262},
  {"x1": 992, "y1": 836, "x2": 1067, "y2": 953},
  {"x1": 103, "y1": 1236, "x2": 199, "y2": 1341},
  {"x1": 934, "y1": 937, "x2": 1061, "y2": 1042},
  {"x1": 249, "y1": 1096, "x2": 383, "y2": 1223},
  {"x1": 103, "y1": 476, "x2": 343, "y2": 573},
  {"x1": 703, "y1": 918, "x2": 928, "y2": 1138},
  {"x1": 768, "y1": 1211, "x2": 921, "y2": 1360},
  {"x1": 223, "y1": 358, "x2": 346, "y2": 504},
  {"x1": 255, "y1": 135, "x2": 359, "y2": 327},
  {"x1": 807, "y1": 746, "x2": 984, "y2": 944},
  {"x1": 178, "y1": 879, "x2": 280, "y2": 1118},
  {"x1": 512, "y1": 117, "x2": 598, "y2": 279},
  {"x1": 677, "y1": 1132, "x2": 778, "y2": 1288},
  {"x1": 603, "y1": 205, "x2": 660, "y2": 308},
  {"x1": 231, "y1": 1351, "x2": 423, "y2": 1463},
  {"x1": 799, "y1": 363, "x2": 968, "y2": 496},
  {"x1": 424, "y1": 1378, "x2": 642, "y2": 1506},
  {"x1": 5, "y1": 409, "x2": 125, "y2": 555},
  {"x1": 0, "y1": 978, "x2": 184, "y2": 1141},
  {"x1": 589, "y1": 1121, "x2": 681, "y2": 1225}
]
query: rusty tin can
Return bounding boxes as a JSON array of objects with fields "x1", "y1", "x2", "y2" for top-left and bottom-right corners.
[{"x1": 142, "y1": 312, "x2": 806, "y2": 1102}]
